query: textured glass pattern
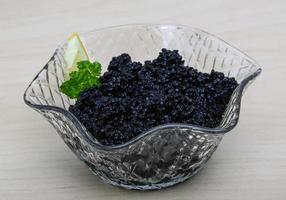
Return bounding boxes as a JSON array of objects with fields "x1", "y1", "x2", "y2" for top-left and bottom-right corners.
[{"x1": 24, "y1": 24, "x2": 261, "y2": 190}]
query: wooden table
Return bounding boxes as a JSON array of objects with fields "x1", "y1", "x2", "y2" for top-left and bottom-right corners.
[{"x1": 1, "y1": 0, "x2": 285, "y2": 199}]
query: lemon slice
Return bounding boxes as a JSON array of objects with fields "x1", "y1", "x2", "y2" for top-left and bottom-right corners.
[{"x1": 64, "y1": 33, "x2": 89, "y2": 79}]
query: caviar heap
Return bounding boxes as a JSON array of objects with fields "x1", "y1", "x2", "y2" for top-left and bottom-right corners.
[{"x1": 69, "y1": 49, "x2": 238, "y2": 145}]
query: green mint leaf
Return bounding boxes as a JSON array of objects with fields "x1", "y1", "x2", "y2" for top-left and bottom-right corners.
[{"x1": 60, "y1": 60, "x2": 101, "y2": 99}]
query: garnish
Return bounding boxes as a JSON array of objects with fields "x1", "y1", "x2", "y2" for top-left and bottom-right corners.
[{"x1": 60, "y1": 60, "x2": 102, "y2": 99}]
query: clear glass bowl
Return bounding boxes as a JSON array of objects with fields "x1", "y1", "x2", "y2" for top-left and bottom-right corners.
[{"x1": 23, "y1": 24, "x2": 261, "y2": 190}]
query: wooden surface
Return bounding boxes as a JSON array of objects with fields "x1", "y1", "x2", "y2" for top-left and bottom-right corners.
[{"x1": 1, "y1": 0, "x2": 286, "y2": 199}]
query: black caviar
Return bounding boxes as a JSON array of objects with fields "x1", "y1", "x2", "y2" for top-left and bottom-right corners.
[{"x1": 69, "y1": 49, "x2": 238, "y2": 145}]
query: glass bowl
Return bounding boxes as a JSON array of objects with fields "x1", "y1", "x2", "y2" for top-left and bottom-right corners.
[{"x1": 23, "y1": 24, "x2": 261, "y2": 190}]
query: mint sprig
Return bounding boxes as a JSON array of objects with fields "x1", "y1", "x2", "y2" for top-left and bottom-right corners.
[{"x1": 60, "y1": 60, "x2": 101, "y2": 99}]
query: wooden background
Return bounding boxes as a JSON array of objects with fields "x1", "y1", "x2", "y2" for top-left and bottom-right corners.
[{"x1": 0, "y1": 0, "x2": 285, "y2": 199}]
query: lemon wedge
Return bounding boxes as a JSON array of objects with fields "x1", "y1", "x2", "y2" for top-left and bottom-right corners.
[{"x1": 64, "y1": 33, "x2": 89, "y2": 79}]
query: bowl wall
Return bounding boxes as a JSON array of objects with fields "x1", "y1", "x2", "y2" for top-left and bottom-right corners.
[{"x1": 24, "y1": 24, "x2": 261, "y2": 189}]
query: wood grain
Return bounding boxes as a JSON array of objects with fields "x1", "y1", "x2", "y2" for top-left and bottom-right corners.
[{"x1": 0, "y1": 0, "x2": 286, "y2": 199}]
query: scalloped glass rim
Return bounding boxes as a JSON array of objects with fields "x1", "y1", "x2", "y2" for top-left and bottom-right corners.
[{"x1": 23, "y1": 24, "x2": 262, "y2": 150}]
